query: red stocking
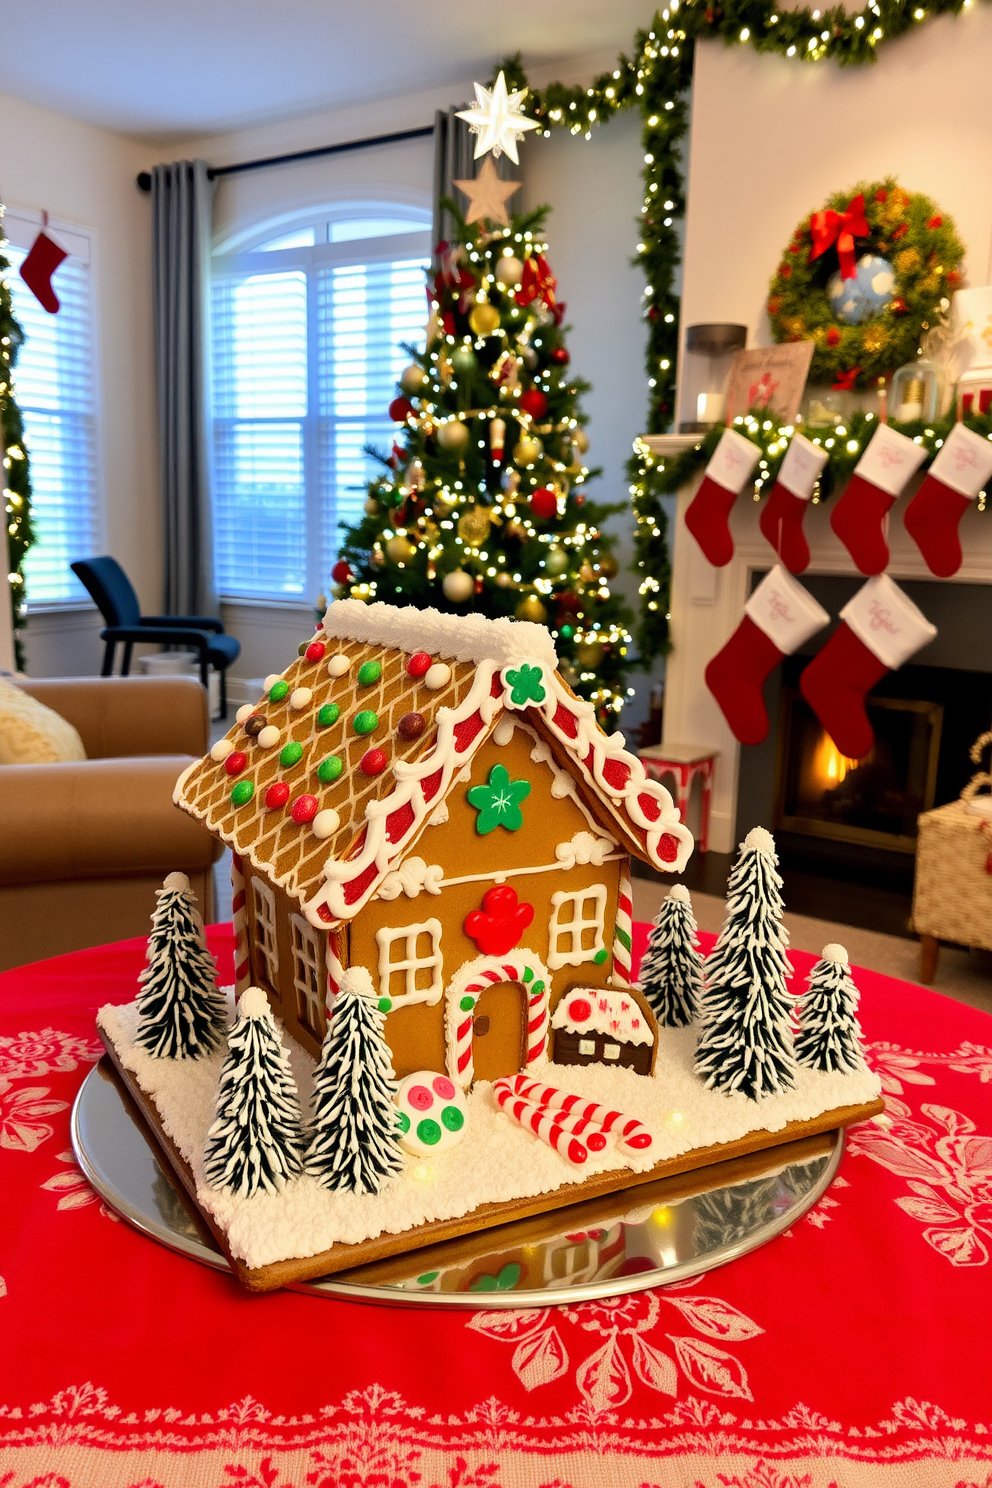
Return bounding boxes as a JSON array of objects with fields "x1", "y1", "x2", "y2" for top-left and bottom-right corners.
[
  {"x1": 685, "y1": 428, "x2": 761, "y2": 568},
  {"x1": 800, "y1": 575, "x2": 937, "y2": 759},
  {"x1": 759, "y1": 432, "x2": 829, "y2": 574},
  {"x1": 829, "y1": 424, "x2": 927, "y2": 575},
  {"x1": 17, "y1": 223, "x2": 68, "y2": 314},
  {"x1": 904, "y1": 422, "x2": 992, "y2": 577},
  {"x1": 705, "y1": 565, "x2": 829, "y2": 745}
]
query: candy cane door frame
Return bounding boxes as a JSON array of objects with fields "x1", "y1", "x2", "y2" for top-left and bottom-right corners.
[
  {"x1": 445, "y1": 952, "x2": 552, "y2": 1089},
  {"x1": 470, "y1": 981, "x2": 526, "y2": 1085}
]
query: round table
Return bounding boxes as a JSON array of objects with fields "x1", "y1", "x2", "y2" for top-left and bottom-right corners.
[{"x1": 1, "y1": 923, "x2": 990, "y2": 1487}]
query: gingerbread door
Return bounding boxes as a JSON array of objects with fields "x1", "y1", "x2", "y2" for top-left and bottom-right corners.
[{"x1": 471, "y1": 980, "x2": 526, "y2": 1083}]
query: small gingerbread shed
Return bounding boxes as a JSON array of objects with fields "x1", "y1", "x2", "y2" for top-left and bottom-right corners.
[
  {"x1": 551, "y1": 986, "x2": 656, "y2": 1076},
  {"x1": 175, "y1": 603, "x2": 692, "y2": 1086}
]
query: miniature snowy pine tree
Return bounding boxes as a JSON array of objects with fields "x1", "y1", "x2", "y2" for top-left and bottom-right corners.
[
  {"x1": 694, "y1": 827, "x2": 797, "y2": 1100},
  {"x1": 795, "y1": 944, "x2": 866, "y2": 1074},
  {"x1": 203, "y1": 987, "x2": 306, "y2": 1197},
  {"x1": 638, "y1": 884, "x2": 703, "y2": 1028},
  {"x1": 306, "y1": 968, "x2": 404, "y2": 1195},
  {"x1": 135, "y1": 872, "x2": 227, "y2": 1059}
]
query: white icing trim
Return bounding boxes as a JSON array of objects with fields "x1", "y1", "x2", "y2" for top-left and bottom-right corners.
[
  {"x1": 427, "y1": 799, "x2": 450, "y2": 826},
  {"x1": 551, "y1": 987, "x2": 655, "y2": 1047},
  {"x1": 376, "y1": 919, "x2": 443, "y2": 1008},
  {"x1": 250, "y1": 878, "x2": 279, "y2": 985},
  {"x1": 289, "y1": 914, "x2": 325, "y2": 1038},
  {"x1": 444, "y1": 951, "x2": 552, "y2": 1088},
  {"x1": 377, "y1": 857, "x2": 444, "y2": 901},
  {"x1": 554, "y1": 830, "x2": 616, "y2": 869},
  {"x1": 548, "y1": 885, "x2": 608, "y2": 971},
  {"x1": 321, "y1": 599, "x2": 558, "y2": 669}
]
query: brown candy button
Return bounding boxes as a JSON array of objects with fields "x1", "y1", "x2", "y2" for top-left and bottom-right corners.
[
  {"x1": 243, "y1": 713, "x2": 267, "y2": 737},
  {"x1": 397, "y1": 711, "x2": 426, "y2": 741}
]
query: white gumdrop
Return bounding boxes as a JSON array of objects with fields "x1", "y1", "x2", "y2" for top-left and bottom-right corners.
[
  {"x1": 235, "y1": 704, "x2": 254, "y2": 723},
  {"x1": 210, "y1": 738, "x2": 235, "y2": 762},
  {"x1": 263, "y1": 673, "x2": 282, "y2": 692},
  {"x1": 290, "y1": 687, "x2": 313, "y2": 710},
  {"x1": 312, "y1": 808, "x2": 340, "y2": 839},
  {"x1": 424, "y1": 662, "x2": 452, "y2": 691},
  {"x1": 394, "y1": 1070, "x2": 468, "y2": 1155},
  {"x1": 257, "y1": 726, "x2": 280, "y2": 749},
  {"x1": 326, "y1": 653, "x2": 350, "y2": 678}
]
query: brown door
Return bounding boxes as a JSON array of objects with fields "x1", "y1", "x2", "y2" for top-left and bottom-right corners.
[{"x1": 471, "y1": 981, "x2": 526, "y2": 1084}]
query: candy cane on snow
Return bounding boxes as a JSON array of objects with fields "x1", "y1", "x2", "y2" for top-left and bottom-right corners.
[
  {"x1": 494, "y1": 1079, "x2": 611, "y2": 1153},
  {"x1": 493, "y1": 1084, "x2": 589, "y2": 1167},
  {"x1": 507, "y1": 1074, "x2": 656, "y2": 1156}
]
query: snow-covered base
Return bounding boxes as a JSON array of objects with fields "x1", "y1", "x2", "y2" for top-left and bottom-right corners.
[{"x1": 97, "y1": 997, "x2": 881, "y2": 1273}]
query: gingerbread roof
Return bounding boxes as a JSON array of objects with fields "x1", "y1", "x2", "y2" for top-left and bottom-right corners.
[{"x1": 175, "y1": 602, "x2": 693, "y2": 927}]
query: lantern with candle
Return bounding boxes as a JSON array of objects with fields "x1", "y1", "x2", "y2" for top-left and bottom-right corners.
[
  {"x1": 679, "y1": 323, "x2": 747, "y2": 433},
  {"x1": 891, "y1": 358, "x2": 943, "y2": 424}
]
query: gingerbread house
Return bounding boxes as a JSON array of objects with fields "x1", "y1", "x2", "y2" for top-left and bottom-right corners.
[{"x1": 175, "y1": 603, "x2": 692, "y2": 1088}]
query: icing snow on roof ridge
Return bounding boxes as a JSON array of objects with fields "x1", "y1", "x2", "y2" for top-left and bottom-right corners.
[
  {"x1": 551, "y1": 987, "x2": 655, "y2": 1047},
  {"x1": 321, "y1": 600, "x2": 559, "y2": 669}
]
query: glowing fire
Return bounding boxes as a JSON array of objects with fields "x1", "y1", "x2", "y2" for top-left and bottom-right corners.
[{"x1": 811, "y1": 730, "x2": 862, "y2": 789}]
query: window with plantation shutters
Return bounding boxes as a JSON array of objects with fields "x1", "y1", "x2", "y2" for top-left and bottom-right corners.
[
  {"x1": 211, "y1": 210, "x2": 431, "y2": 602},
  {"x1": 3, "y1": 210, "x2": 100, "y2": 608}
]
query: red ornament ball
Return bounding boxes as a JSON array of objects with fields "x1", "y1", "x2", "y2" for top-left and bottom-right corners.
[
  {"x1": 397, "y1": 711, "x2": 426, "y2": 741},
  {"x1": 826, "y1": 327, "x2": 841, "y2": 347},
  {"x1": 530, "y1": 486, "x2": 558, "y2": 521},
  {"x1": 519, "y1": 388, "x2": 549, "y2": 420},
  {"x1": 291, "y1": 794, "x2": 320, "y2": 824},
  {"x1": 264, "y1": 781, "x2": 291, "y2": 810},
  {"x1": 406, "y1": 651, "x2": 432, "y2": 679},
  {"x1": 223, "y1": 751, "x2": 247, "y2": 777},
  {"x1": 550, "y1": 347, "x2": 570, "y2": 366},
  {"x1": 305, "y1": 640, "x2": 326, "y2": 662},
  {"x1": 330, "y1": 560, "x2": 352, "y2": 584},
  {"x1": 891, "y1": 297, "x2": 908, "y2": 316},
  {"x1": 388, "y1": 396, "x2": 414, "y2": 422},
  {"x1": 360, "y1": 747, "x2": 388, "y2": 776}
]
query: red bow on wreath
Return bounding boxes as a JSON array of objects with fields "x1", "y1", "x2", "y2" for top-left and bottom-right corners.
[
  {"x1": 516, "y1": 253, "x2": 557, "y2": 310},
  {"x1": 809, "y1": 193, "x2": 869, "y2": 281}
]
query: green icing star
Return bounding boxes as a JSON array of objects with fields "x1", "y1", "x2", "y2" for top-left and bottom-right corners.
[
  {"x1": 504, "y1": 662, "x2": 546, "y2": 706},
  {"x1": 467, "y1": 763, "x2": 531, "y2": 835}
]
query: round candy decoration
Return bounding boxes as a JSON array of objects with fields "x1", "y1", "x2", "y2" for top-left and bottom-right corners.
[
  {"x1": 264, "y1": 781, "x2": 291, "y2": 810},
  {"x1": 317, "y1": 755, "x2": 343, "y2": 784},
  {"x1": 357, "y1": 660, "x2": 382, "y2": 687},
  {"x1": 210, "y1": 737, "x2": 235, "y2": 763},
  {"x1": 353, "y1": 709, "x2": 378, "y2": 735},
  {"x1": 424, "y1": 662, "x2": 451, "y2": 691},
  {"x1": 263, "y1": 673, "x2": 281, "y2": 693},
  {"x1": 256, "y1": 725, "x2": 281, "y2": 750},
  {"x1": 230, "y1": 780, "x2": 254, "y2": 807},
  {"x1": 289, "y1": 687, "x2": 313, "y2": 710},
  {"x1": 768, "y1": 180, "x2": 963, "y2": 390},
  {"x1": 268, "y1": 679, "x2": 289, "y2": 703},
  {"x1": 317, "y1": 702, "x2": 340, "y2": 728},
  {"x1": 280, "y1": 741, "x2": 304, "y2": 768},
  {"x1": 312, "y1": 807, "x2": 340, "y2": 839},
  {"x1": 291, "y1": 794, "x2": 319, "y2": 824},
  {"x1": 224, "y1": 751, "x2": 248, "y2": 777},
  {"x1": 397, "y1": 711, "x2": 426, "y2": 741},
  {"x1": 235, "y1": 704, "x2": 254, "y2": 724},
  {"x1": 406, "y1": 651, "x2": 432, "y2": 679},
  {"x1": 305, "y1": 640, "x2": 326, "y2": 662},
  {"x1": 243, "y1": 713, "x2": 266, "y2": 738},
  {"x1": 326, "y1": 653, "x2": 351, "y2": 678},
  {"x1": 360, "y1": 747, "x2": 388, "y2": 776},
  {"x1": 394, "y1": 1071, "x2": 469, "y2": 1155}
]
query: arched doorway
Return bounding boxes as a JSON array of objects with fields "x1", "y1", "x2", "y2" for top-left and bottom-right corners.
[
  {"x1": 445, "y1": 952, "x2": 552, "y2": 1088},
  {"x1": 470, "y1": 981, "x2": 526, "y2": 1084}
]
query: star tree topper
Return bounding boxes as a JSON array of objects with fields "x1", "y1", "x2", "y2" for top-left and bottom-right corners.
[
  {"x1": 453, "y1": 156, "x2": 521, "y2": 227},
  {"x1": 456, "y1": 70, "x2": 540, "y2": 165}
]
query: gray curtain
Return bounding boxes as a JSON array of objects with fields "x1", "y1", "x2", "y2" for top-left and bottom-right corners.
[
  {"x1": 432, "y1": 108, "x2": 516, "y2": 256},
  {"x1": 152, "y1": 159, "x2": 216, "y2": 616}
]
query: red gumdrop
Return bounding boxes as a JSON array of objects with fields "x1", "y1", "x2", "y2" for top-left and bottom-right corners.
[
  {"x1": 291, "y1": 794, "x2": 319, "y2": 823},
  {"x1": 264, "y1": 782, "x2": 291, "y2": 810},
  {"x1": 520, "y1": 388, "x2": 548, "y2": 419},
  {"x1": 388, "y1": 396, "x2": 414, "y2": 422},
  {"x1": 567, "y1": 997, "x2": 592, "y2": 1023},
  {"x1": 305, "y1": 640, "x2": 326, "y2": 662},
  {"x1": 224, "y1": 751, "x2": 247, "y2": 777},
  {"x1": 406, "y1": 651, "x2": 432, "y2": 678},
  {"x1": 530, "y1": 487, "x2": 558, "y2": 521},
  {"x1": 331, "y1": 559, "x2": 352, "y2": 584},
  {"x1": 360, "y1": 748, "x2": 388, "y2": 776}
]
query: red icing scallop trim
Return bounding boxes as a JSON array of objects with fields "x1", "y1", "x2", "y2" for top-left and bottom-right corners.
[
  {"x1": 421, "y1": 768, "x2": 444, "y2": 802},
  {"x1": 553, "y1": 704, "x2": 578, "y2": 738},
  {"x1": 658, "y1": 832, "x2": 680, "y2": 862},
  {"x1": 637, "y1": 792, "x2": 661, "y2": 822},
  {"x1": 453, "y1": 711, "x2": 485, "y2": 753},
  {"x1": 386, "y1": 801, "x2": 415, "y2": 843},
  {"x1": 602, "y1": 757, "x2": 631, "y2": 793}
]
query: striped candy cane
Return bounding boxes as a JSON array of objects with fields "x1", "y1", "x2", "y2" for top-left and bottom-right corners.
[
  {"x1": 231, "y1": 853, "x2": 251, "y2": 993},
  {"x1": 494, "y1": 1079, "x2": 611, "y2": 1153},
  {"x1": 445, "y1": 953, "x2": 551, "y2": 1088},
  {"x1": 493, "y1": 1083, "x2": 589, "y2": 1166},
  {"x1": 507, "y1": 1074, "x2": 655, "y2": 1156},
  {"x1": 612, "y1": 859, "x2": 633, "y2": 985},
  {"x1": 324, "y1": 930, "x2": 344, "y2": 1019}
]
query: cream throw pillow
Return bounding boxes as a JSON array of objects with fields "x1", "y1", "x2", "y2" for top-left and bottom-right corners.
[{"x1": 0, "y1": 680, "x2": 87, "y2": 764}]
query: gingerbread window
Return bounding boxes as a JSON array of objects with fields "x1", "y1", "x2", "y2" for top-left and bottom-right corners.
[
  {"x1": 548, "y1": 885, "x2": 607, "y2": 970},
  {"x1": 251, "y1": 878, "x2": 279, "y2": 987},
  {"x1": 375, "y1": 919, "x2": 443, "y2": 1006},
  {"x1": 290, "y1": 914, "x2": 325, "y2": 1037}
]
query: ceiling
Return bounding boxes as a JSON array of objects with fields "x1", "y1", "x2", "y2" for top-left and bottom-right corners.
[{"x1": 0, "y1": 0, "x2": 654, "y2": 141}]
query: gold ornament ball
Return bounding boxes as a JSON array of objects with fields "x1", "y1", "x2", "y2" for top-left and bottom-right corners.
[
  {"x1": 386, "y1": 535, "x2": 417, "y2": 565},
  {"x1": 457, "y1": 506, "x2": 493, "y2": 547},
  {"x1": 598, "y1": 552, "x2": 619, "y2": 579},
  {"x1": 545, "y1": 545, "x2": 569, "y2": 576},
  {"x1": 495, "y1": 255, "x2": 524, "y2": 287},
  {"x1": 468, "y1": 302, "x2": 500, "y2": 336},
  {"x1": 576, "y1": 640, "x2": 605, "y2": 668},
  {"x1": 571, "y1": 428, "x2": 589, "y2": 455},
  {"x1": 436, "y1": 420, "x2": 470, "y2": 454},
  {"x1": 578, "y1": 561, "x2": 595, "y2": 583},
  {"x1": 515, "y1": 594, "x2": 548, "y2": 624},
  {"x1": 399, "y1": 364, "x2": 426, "y2": 395},
  {"x1": 442, "y1": 568, "x2": 475, "y2": 603},
  {"x1": 495, "y1": 571, "x2": 514, "y2": 588},
  {"x1": 513, "y1": 435, "x2": 542, "y2": 466}
]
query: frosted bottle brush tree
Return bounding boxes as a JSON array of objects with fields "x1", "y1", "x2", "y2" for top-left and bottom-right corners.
[
  {"x1": 638, "y1": 884, "x2": 702, "y2": 1028},
  {"x1": 695, "y1": 828, "x2": 797, "y2": 1100},
  {"x1": 334, "y1": 201, "x2": 637, "y2": 726},
  {"x1": 796, "y1": 943, "x2": 866, "y2": 1074},
  {"x1": 135, "y1": 872, "x2": 227, "y2": 1059}
]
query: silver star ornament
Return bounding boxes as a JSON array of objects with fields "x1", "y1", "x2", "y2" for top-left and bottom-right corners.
[{"x1": 456, "y1": 70, "x2": 540, "y2": 165}]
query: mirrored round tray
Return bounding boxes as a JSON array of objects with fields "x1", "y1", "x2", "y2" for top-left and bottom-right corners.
[{"x1": 72, "y1": 1058, "x2": 843, "y2": 1309}]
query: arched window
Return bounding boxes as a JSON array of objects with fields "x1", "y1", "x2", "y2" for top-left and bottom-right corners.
[{"x1": 211, "y1": 205, "x2": 431, "y2": 601}]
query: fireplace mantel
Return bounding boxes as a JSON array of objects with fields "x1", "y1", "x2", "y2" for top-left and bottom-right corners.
[{"x1": 648, "y1": 433, "x2": 992, "y2": 854}]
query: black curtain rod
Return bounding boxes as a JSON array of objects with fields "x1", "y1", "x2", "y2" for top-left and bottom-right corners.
[{"x1": 136, "y1": 123, "x2": 435, "y2": 193}]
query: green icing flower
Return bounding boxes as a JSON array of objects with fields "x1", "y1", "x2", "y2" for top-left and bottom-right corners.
[
  {"x1": 467, "y1": 763, "x2": 531, "y2": 835},
  {"x1": 504, "y1": 662, "x2": 546, "y2": 706}
]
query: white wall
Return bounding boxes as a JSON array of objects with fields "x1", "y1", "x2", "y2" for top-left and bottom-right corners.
[{"x1": 1, "y1": 91, "x2": 160, "y2": 675}]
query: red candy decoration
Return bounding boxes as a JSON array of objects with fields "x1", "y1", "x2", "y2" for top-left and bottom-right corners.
[
  {"x1": 519, "y1": 388, "x2": 548, "y2": 419},
  {"x1": 291, "y1": 794, "x2": 319, "y2": 824},
  {"x1": 388, "y1": 396, "x2": 414, "y2": 422},
  {"x1": 305, "y1": 640, "x2": 326, "y2": 662},
  {"x1": 331, "y1": 559, "x2": 352, "y2": 584},
  {"x1": 406, "y1": 651, "x2": 432, "y2": 679},
  {"x1": 567, "y1": 996, "x2": 593, "y2": 1023},
  {"x1": 264, "y1": 782, "x2": 291, "y2": 810},
  {"x1": 360, "y1": 748, "x2": 388, "y2": 776},
  {"x1": 464, "y1": 884, "x2": 534, "y2": 956},
  {"x1": 223, "y1": 751, "x2": 247, "y2": 777},
  {"x1": 530, "y1": 486, "x2": 558, "y2": 521}
]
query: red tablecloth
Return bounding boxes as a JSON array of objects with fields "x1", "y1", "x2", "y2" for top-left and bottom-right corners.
[{"x1": 1, "y1": 925, "x2": 990, "y2": 1488}]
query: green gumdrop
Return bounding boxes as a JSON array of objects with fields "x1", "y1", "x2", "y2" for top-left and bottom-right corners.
[
  {"x1": 317, "y1": 703, "x2": 340, "y2": 727},
  {"x1": 353, "y1": 709, "x2": 378, "y2": 735},
  {"x1": 231, "y1": 780, "x2": 254, "y2": 807},
  {"x1": 397, "y1": 1110, "x2": 410, "y2": 1134},
  {"x1": 318, "y1": 756, "x2": 343, "y2": 784},
  {"x1": 441, "y1": 1105, "x2": 464, "y2": 1132},
  {"x1": 531, "y1": 980, "x2": 545, "y2": 995},
  {"x1": 593, "y1": 947, "x2": 608, "y2": 965},
  {"x1": 417, "y1": 1118, "x2": 442, "y2": 1147},
  {"x1": 459, "y1": 995, "x2": 474, "y2": 1012},
  {"x1": 268, "y1": 679, "x2": 289, "y2": 701},
  {"x1": 280, "y1": 741, "x2": 303, "y2": 767},
  {"x1": 416, "y1": 1270, "x2": 439, "y2": 1285},
  {"x1": 378, "y1": 996, "x2": 392, "y2": 1013},
  {"x1": 358, "y1": 660, "x2": 382, "y2": 686}
]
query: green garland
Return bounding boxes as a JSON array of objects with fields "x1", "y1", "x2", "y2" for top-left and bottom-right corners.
[
  {"x1": 0, "y1": 240, "x2": 33, "y2": 669},
  {"x1": 500, "y1": 0, "x2": 986, "y2": 663},
  {"x1": 768, "y1": 179, "x2": 964, "y2": 388}
]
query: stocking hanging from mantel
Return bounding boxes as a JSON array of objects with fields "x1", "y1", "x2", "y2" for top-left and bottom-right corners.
[
  {"x1": 903, "y1": 421, "x2": 992, "y2": 577},
  {"x1": 17, "y1": 212, "x2": 68, "y2": 314},
  {"x1": 759, "y1": 432, "x2": 829, "y2": 574},
  {"x1": 684, "y1": 427, "x2": 761, "y2": 568},
  {"x1": 829, "y1": 422, "x2": 927, "y2": 576}
]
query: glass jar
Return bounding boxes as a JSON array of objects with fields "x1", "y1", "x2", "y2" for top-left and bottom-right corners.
[
  {"x1": 891, "y1": 358, "x2": 943, "y2": 424},
  {"x1": 679, "y1": 324, "x2": 747, "y2": 433}
]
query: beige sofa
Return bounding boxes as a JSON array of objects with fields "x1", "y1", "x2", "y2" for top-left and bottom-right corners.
[{"x1": 0, "y1": 676, "x2": 223, "y2": 971}]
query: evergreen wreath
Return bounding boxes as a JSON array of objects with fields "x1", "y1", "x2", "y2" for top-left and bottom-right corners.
[{"x1": 767, "y1": 179, "x2": 964, "y2": 389}]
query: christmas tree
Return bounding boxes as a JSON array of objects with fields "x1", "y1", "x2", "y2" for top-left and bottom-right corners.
[
  {"x1": 795, "y1": 943, "x2": 865, "y2": 1074},
  {"x1": 203, "y1": 987, "x2": 306, "y2": 1197},
  {"x1": 638, "y1": 884, "x2": 702, "y2": 1028},
  {"x1": 0, "y1": 215, "x2": 35, "y2": 668},
  {"x1": 306, "y1": 969, "x2": 404, "y2": 1195},
  {"x1": 135, "y1": 872, "x2": 227, "y2": 1059},
  {"x1": 333, "y1": 76, "x2": 636, "y2": 727},
  {"x1": 695, "y1": 827, "x2": 797, "y2": 1100}
]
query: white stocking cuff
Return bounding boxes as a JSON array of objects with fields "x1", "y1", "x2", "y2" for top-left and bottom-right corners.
[
  {"x1": 705, "y1": 427, "x2": 762, "y2": 493},
  {"x1": 855, "y1": 423, "x2": 927, "y2": 497},
  {"x1": 928, "y1": 422, "x2": 992, "y2": 498},
  {"x1": 840, "y1": 574, "x2": 937, "y2": 668},
  {"x1": 745, "y1": 565, "x2": 830, "y2": 655},
  {"x1": 777, "y1": 432, "x2": 829, "y2": 501}
]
